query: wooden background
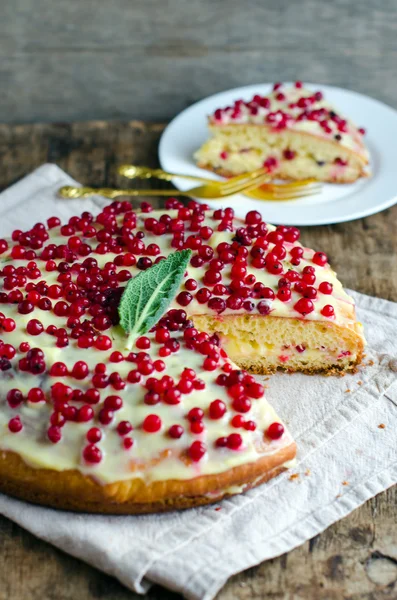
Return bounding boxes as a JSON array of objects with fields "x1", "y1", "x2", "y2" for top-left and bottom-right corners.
[
  {"x1": 2, "y1": 0, "x2": 397, "y2": 124},
  {"x1": 1, "y1": 0, "x2": 397, "y2": 596},
  {"x1": 0, "y1": 121, "x2": 396, "y2": 599}
]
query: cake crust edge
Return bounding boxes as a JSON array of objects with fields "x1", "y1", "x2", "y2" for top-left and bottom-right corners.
[{"x1": 0, "y1": 442, "x2": 296, "y2": 514}]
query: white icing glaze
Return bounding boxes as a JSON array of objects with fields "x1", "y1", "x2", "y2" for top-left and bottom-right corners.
[
  {"x1": 0, "y1": 209, "x2": 359, "y2": 329},
  {"x1": 0, "y1": 328, "x2": 291, "y2": 484},
  {"x1": 0, "y1": 202, "x2": 362, "y2": 486}
]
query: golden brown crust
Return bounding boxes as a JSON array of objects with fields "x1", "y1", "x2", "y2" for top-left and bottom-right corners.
[
  {"x1": 234, "y1": 350, "x2": 364, "y2": 376},
  {"x1": 0, "y1": 442, "x2": 296, "y2": 514}
]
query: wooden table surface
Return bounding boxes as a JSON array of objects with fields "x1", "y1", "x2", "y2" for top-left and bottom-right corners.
[
  {"x1": 0, "y1": 121, "x2": 396, "y2": 600},
  {"x1": 3, "y1": 1, "x2": 397, "y2": 124}
]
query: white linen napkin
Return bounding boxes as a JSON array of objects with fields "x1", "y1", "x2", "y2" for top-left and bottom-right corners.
[{"x1": 0, "y1": 164, "x2": 396, "y2": 600}]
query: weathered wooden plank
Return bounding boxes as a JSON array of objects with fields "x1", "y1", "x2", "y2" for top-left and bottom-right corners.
[
  {"x1": 0, "y1": 120, "x2": 396, "y2": 600},
  {"x1": 1, "y1": 0, "x2": 397, "y2": 122}
]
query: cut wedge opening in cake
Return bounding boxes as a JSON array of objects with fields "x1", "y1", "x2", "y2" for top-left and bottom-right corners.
[
  {"x1": 195, "y1": 82, "x2": 370, "y2": 183},
  {"x1": 193, "y1": 315, "x2": 364, "y2": 375}
]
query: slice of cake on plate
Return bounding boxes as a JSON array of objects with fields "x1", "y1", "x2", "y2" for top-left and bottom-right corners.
[{"x1": 195, "y1": 82, "x2": 369, "y2": 183}]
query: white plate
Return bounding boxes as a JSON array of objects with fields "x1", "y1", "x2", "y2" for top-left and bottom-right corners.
[{"x1": 159, "y1": 83, "x2": 397, "y2": 226}]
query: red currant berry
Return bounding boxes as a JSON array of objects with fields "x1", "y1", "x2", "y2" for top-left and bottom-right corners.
[
  {"x1": 227, "y1": 433, "x2": 243, "y2": 449},
  {"x1": 312, "y1": 251, "x2": 328, "y2": 266},
  {"x1": 189, "y1": 440, "x2": 206, "y2": 462},
  {"x1": 142, "y1": 414, "x2": 162, "y2": 432},
  {"x1": 294, "y1": 298, "x2": 314, "y2": 315},
  {"x1": 319, "y1": 281, "x2": 333, "y2": 294},
  {"x1": 83, "y1": 444, "x2": 102, "y2": 463},
  {"x1": 8, "y1": 416, "x2": 23, "y2": 433},
  {"x1": 209, "y1": 399, "x2": 226, "y2": 419},
  {"x1": 266, "y1": 422, "x2": 284, "y2": 440},
  {"x1": 168, "y1": 424, "x2": 184, "y2": 439},
  {"x1": 321, "y1": 304, "x2": 335, "y2": 317}
]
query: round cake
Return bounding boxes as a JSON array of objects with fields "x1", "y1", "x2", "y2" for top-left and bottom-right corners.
[{"x1": 0, "y1": 198, "x2": 364, "y2": 513}]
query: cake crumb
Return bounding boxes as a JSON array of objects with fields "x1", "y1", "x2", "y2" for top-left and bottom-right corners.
[
  {"x1": 289, "y1": 473, "x2": 299, "y2": 482},
  {"x1": 304, "y1": 469, "x2": 311, "y2": 477},
  {"x1": 358, "y1": 381, "x2": 363, "y2": 385},
  {"x1": 345, "y1": 388, "x2": 351, "y2": 393},
  {"x1": 368, "y1": 360, "x2": 374, "y2": 366},
  {"x1": 215, "y1": 506, "x2": 221, "y2": 511},
  {"x1": 336, "y1": 494, "x2": 342, "y2": 499},
  {"x1": 342, "y1": 480, "x2": 349, "y2": 486},
  {"x1": 378, "y1": 423, "x2": 386, "y2": 429}
]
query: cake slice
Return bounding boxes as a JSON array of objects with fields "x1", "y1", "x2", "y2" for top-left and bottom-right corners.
[
  {"x1": 195, "y1": 82, "x2": 370, "y2": 183},
  {"x1": 0, "y1": 307, "x2": 296, "y2": 513}
]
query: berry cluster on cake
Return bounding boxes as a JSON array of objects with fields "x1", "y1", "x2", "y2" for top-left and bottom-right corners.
[
  {"x1": 0, "y1": 199, "x2": 364, "y2": 513},
  {"x1": 195, "y1": 82, "x2": 370, "y2": 183}
]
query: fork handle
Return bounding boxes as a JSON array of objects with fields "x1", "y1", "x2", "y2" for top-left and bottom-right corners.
[
  {"x1": 118, "y1": 165, "x2": 210, "y2": 183},
  {"x1": 118, "y1": 165, "x2": 270, "y2": 186},
  {"x1": 59, "y1": 186, "x2": 191, "y2": 199}
]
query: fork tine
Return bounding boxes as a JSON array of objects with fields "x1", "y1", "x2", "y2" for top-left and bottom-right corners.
[
  {"x1": 222, "y1": 173, "x2": 321, "y2": 196},
  {"x1": 260, "y1": 178, "x2": 318, "y2": 190},
  {"x1": 261, "y1": 184, "x2": 323, "y2": 195},
  {"x1": 269, "y1": 184, "x2": 321, "y2": 196},
  {"x1": 277, "y1": 189, "x2": 320, "y2": 199},
  {"x1": 222, "y1": 176, "x2": 268, "y2": 196},
  {"x1": 219, "y1": 169, "x2": 269, "y2": 192},
  {"x1": 248, "y1": 187, "x2": 321, "y2": 201},
  {"x1": 222, "y1": 172, "x2": 272, "y2": 196},
  {"x1": 270, "y1": 184, "x2": 322, "y2": 197}
]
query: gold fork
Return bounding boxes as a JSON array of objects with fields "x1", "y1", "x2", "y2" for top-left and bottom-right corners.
[
  {"x1": 59, "y1": 182, "x2": 320, "y2": 202},
  {"x1": 117, "y1": 164, "x2": 322, "y2": 201},
  {"x1": 59, "y1": 169, "x2": 273, "y2": 201}
]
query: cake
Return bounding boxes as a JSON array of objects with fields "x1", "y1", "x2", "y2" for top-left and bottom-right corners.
[
  {"x1": 195, "y1": 82, "x2": 370, "y2": 183},
  {"x1": 0, "y1": 198, "x2": 364, "y2": 513}
]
